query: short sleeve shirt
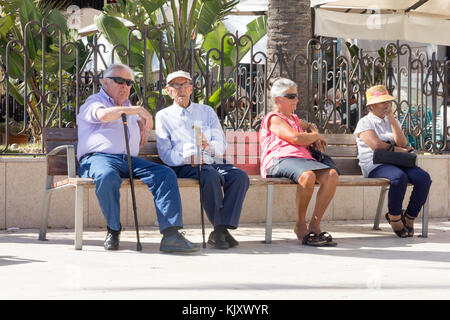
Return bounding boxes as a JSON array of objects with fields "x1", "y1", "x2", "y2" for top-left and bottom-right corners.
[
  {"x1": 76, "y1": 88, "x2": 140, "y2": 160},
  {"x1": 354, "y1": 112, "x2": 401, "y2": 177}
]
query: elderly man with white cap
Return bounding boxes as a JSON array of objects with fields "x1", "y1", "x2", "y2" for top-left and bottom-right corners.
[{"x1": 155, "y1": 70, "x2": 249, "y2": 249}]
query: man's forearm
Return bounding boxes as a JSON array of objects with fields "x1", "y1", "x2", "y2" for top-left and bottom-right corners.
[{"x1": 96, "y1": 106, "x2": 141, "y2": 122}]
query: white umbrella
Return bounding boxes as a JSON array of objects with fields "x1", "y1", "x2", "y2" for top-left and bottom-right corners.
[{"x1": 311, "y1": 0, "x2": 450, "y2": 45}]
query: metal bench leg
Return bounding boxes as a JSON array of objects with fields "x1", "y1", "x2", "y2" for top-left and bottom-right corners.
[
  {"x1": 373, "y1": 185, "x2": 388, "y2": 230},
  {"x1": 420, "y1": 195, "x2": 429, "y2": 238},
  {"x1": 264, "y1": 184, "x2": 274, "y2": 244},
  {"x1": 74, "y1": 185, "x2": 84, "y2": 250},
  {"x1": 39, "y1": 176, "x2": 54, "y2": 241}
]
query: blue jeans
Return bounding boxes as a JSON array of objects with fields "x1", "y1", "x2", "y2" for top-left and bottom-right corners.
[
  {"x1": 78, "y1": 153, "x2": 183, "y2": 232},
  {"x1": 172, "y1": 164, "x2": 249, "y2": 228},
  {"x1": 368, "y1": 164, "x2": 432, "y2": 217}
]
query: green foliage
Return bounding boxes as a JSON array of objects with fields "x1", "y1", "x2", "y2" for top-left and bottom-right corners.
[
  {"x1": 0, "y1": 118, "x2": 31, "y2": 135},
  {"x1": 0, "y1": 0, "x2": 88, "y2": 137},
  {"x1": 345, "y1": 41, "x2": 396, "y2": 86}
]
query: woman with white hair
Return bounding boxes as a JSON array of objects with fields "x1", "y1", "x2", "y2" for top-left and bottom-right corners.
[{"x1": 259, "y1": 78, "x2": 339, "y2": 247}]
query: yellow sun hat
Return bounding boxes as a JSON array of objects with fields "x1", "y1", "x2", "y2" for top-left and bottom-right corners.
[{"x1": 366, "y1": 85, "x2": 395, "y2": 106}]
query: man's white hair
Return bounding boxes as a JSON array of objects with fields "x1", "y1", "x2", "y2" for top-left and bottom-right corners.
[
  {"x1": 270, "y1": 78, "x2": 297, "y2": 107},
  {"x1": 102, "y1": 64, "x2": 135, "y2": 86}
]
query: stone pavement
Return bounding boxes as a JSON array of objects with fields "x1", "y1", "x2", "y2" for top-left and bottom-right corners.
[{"x1": 0, "y1": 219, "x2": 449, "y2": 301}]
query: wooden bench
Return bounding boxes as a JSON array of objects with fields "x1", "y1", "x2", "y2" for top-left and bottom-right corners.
[{"x1": 39, "y1": 128, "x2": 429, "y2": 250}]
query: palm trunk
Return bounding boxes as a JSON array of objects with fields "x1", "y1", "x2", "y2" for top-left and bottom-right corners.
[{"x1": 267, "y1": 0, "x2": 312, "y2": 118}]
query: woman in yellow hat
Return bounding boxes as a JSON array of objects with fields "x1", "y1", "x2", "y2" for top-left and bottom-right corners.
[{"x1": 354, "y1": 85, "x2": 431, "y2": 238}]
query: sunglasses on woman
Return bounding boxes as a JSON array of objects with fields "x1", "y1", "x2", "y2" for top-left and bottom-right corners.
[
  {"x1": 283, "y1": 93, "x2": 298, "y2": 100},
  {"x1": 107, "y1": 76, "x2": 133, "y2": 86}
]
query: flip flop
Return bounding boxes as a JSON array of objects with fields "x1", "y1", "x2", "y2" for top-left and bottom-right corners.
[
  {"x1": 302, "y1": 232, "x2": 327, "y2": 247},
  {"x1": 318, "y1": 231, "x2": 338, "y2": 247}
]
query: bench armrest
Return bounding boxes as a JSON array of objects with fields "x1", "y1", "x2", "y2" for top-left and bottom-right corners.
[{"x1": 46, "y1": 145, "x2": 76, "y2": 178}]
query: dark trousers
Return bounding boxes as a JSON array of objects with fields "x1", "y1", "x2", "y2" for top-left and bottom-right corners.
[
  {"x1": 369, "y1": 164, "x2": 432, "y2": 217},
  {"x1": 172, "y1": 164, "x2": 249, "y2": 228}
]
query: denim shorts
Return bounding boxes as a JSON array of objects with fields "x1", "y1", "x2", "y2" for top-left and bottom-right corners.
[{"x1": 267, "y1": 157, "x2": 330, "y2": 183}]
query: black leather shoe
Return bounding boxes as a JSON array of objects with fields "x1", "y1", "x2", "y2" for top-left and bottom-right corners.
[
  {"x1": 160, "y1": 232, "x2": 200, "y2": 253},
  {"x1": 207, "y1": 230, "x2": 230, "y2": 249},
  {"x1": 223, "y1": 229, "x2": 239, "y2": 248},
  {"x1": 104, "y1": 226, "x2": 121, "y2": 250}
]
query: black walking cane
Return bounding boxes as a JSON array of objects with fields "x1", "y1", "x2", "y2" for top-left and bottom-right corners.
[
  {"x1": 193, "y1": 125, "x2": 206, "y2": 248},
  {"x1": 121, "y1": 113, "x2": 143, "y2": 252}
]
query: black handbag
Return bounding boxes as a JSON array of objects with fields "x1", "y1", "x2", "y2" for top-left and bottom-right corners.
[
  {"x1": 373, "y1": 141, "x2": 417, "y2": 168},
  {"x1": 309, "y1": 147, "x2": 341, "y2": 175}
]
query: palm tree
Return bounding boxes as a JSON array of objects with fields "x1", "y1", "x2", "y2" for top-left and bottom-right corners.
[{"x1": 267, "y1": 0, "x2": 312, "y2": 117}]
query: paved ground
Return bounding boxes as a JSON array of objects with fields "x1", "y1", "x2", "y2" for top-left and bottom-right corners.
[{"x1": 1, "y1": 219, "x2": 449, "y2": 301}]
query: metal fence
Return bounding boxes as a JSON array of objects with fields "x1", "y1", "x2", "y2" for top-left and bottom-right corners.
[{"x1": 1, "y1": 20, "x2": 448, "y2": 154}]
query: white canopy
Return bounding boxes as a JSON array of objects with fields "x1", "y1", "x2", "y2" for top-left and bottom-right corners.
[{"x1": 311, "y1": 0, "x2": 450, "y2": 46}]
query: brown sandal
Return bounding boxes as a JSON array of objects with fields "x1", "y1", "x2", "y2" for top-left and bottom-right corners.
[{"x1": 302, "y1": 232, "x2": 327, "y2": 247}]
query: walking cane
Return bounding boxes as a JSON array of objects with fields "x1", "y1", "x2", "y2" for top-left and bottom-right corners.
[
  {"x1": 193, "y1": 125, "x2": 206, "y2": 248},
  {"x1": 121, "y1": 113, "x2": 143, "y2": 252}
]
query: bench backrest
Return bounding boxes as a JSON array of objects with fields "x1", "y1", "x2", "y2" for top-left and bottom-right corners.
[
  {"x1": 224, "y1": 132, "x2": 361, "y2": 175},
  {"x1": 43, "y1": 128, "x2": 361, "y2": 176}
]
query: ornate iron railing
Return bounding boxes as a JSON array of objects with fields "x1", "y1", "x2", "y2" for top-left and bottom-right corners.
[{"x1": 0, "y1": 21, "x2": 448, "y2": 154}]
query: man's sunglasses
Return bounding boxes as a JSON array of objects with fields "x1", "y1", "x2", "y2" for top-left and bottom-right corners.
[
  {"x1": 107, "y1": 76, "x2": 133, "y2": 86},
  {"x1": 283, "y1": 93, "x2": 298, "y2": 100}
]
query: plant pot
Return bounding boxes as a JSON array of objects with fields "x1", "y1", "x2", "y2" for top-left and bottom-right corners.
[{"x1": 1, "y1": 132, "x2": 30, "y2": 145}]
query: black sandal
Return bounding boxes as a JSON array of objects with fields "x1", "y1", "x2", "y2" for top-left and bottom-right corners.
[
  {"x1": 385, "y1": 213, "x2": 409, "y2": 238},
  {"x1": 318, "y1": 231, "x2": 338, "y2": 247},
  {"x1": 401, "y1": 212, "x2": 415, "y2": 237},
  {"x1": 302, "y1": 232, "x2": 327, "y2": 247}
]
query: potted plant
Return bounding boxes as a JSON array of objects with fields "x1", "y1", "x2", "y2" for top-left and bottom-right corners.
[{"x1": 0, "y1": 118, "x2": 31, "y2": 145}]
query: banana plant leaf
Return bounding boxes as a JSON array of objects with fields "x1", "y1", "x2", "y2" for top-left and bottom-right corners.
[
  {"x1": 18, "y1": 0, "x2": 42, "y2": 61},
  {"x1": 95, "y1": 14, "x2": 144, "y2": 70},
  {"x1": 0, "y1": 15, "x2": 14, "y2": 37},
  {"x1": 235, "y1": 15, "x2": 267, "y2": 62},
  {"x1": 202, "y1": 15, "x2": 267, "y2": 72},
  {"x1": 208, "y1": 82, "x2": 235, "y2": 110},
  {"x1": 202, "y1": 21, "x2": 234, "y2": 67},
  {"x1": 0, "y1": 38, "x2": 24, "y2": 80},
  {"x1": 197, "y1": 0, "x2": 239, "y2": 36},
  {"x1": 140, "y1": 0, "x2": 167, "y2": 16}
]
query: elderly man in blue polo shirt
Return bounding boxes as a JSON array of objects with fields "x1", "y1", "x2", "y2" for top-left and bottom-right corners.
[
  {"x1": 155, "y1": 70, "x2": 250, "y2": 249},
  {"x1": 76, "y1": 63, "x2": 199, "y2": 253}
]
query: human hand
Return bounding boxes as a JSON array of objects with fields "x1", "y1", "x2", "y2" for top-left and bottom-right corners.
[
  {"x1": 201, "y1": 134, "x2": 209, "y2": 150},
  {"x1": 315, "y1": 134, "x2": 327, "y2": 151},
  {"x1": 306, "y1": 122, "x2": 318, "y2": 133},
  {"x1": 139, "y1": 126, "x2": 149, "y2": 148},
  {"x1": 136, "y1": 106, "x2": 153, "y2": 130}
]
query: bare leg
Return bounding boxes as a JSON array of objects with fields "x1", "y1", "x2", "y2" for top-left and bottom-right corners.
[
  {"x1": 294, "y1": 171, "x2": 316, "y2": 240},
  {"x1": 308, "y1": 169, "x2": 338, "y2": 235}
]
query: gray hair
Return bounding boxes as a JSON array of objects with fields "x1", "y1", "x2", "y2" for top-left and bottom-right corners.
[
  {"x1": 270, "y1": 77, "x2": 297, "y2": 106},
  {"x1": 102, "y1": 64, "x2": 135, "y2": 85}
]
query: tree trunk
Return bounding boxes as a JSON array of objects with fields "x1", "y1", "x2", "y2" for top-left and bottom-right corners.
[{"x1": 267, "y1": 0, "x2": 312, "y2": 118}]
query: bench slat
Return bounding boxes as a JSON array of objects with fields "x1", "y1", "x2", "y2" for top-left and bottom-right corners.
[
  {"x1": 326, "y1": 145, "x2": 358, "y2": 157},
  {"x1": 325, "y1": 134, "x2": 356, "y2": 145}
]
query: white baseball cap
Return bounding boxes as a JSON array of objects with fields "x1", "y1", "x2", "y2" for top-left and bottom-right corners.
[{"x1": 166, "y1": 70, "x2": 192, "y2": 84}]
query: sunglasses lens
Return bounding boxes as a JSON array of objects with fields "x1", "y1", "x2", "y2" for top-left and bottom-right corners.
[
  {"x1": 108, "y1": 77, "x2": 132, "y2": 86},
  {"x1": 284, "y1": 94, "x2": 298, "y2": 99}
]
